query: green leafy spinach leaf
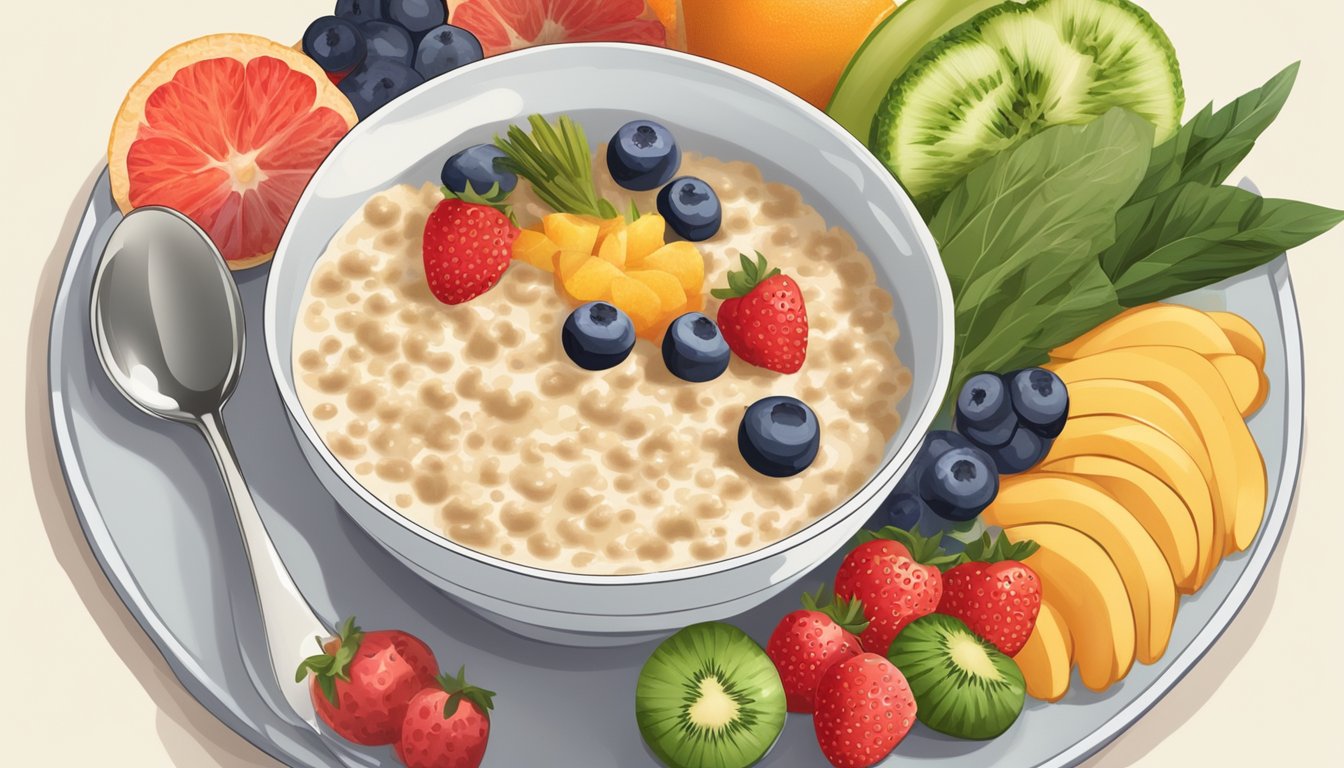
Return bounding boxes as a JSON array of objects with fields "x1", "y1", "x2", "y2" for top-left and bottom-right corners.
[
  {"x1": 1110, "y1": 182, "x2": 1344, "y2": 305},
  {"x1": 928, "y1": 108, "x2": 1154, "y2": 400}
]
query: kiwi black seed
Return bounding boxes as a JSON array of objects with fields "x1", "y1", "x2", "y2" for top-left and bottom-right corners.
[
  {"x1": 887, "y1": 613, "x2": 1027, "y2": 740},
  {"x1": 635, "y1": 622, "x2": 786, "y2": 768}
]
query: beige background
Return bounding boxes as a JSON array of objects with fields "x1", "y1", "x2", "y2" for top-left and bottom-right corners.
[{"x1": 2, "y1": 0, "x2": 1340, "y2": 765}]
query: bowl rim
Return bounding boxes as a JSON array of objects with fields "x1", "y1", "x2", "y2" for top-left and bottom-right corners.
[{"x1": 264, "y1": 42, "x2": 954, "y2": 587}]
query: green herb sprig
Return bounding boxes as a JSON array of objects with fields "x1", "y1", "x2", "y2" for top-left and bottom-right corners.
[{"x1": 494, "y1": 114, "x2": 619, "y2": 219}]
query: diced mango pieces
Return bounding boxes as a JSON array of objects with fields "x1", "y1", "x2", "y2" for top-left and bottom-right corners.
[
  {"x1": 641, "y1": 241, "x2": 705, "y2": 293},
  {"x1": 626, "y1": 214, "x2": 667, "y2": 267},
  {"x1": 543, "y1": 213, "x2": 600, "y2": 254},
  {"x1": 513, "y1": 229, "x2": 559, "y2": 272},
  {"x1": 593, "y1": 216, "x2": 627, "y2": 247},
  {"x1": 597, "y1": 228, "x2": 628, "y2": 269},
  {"x1": 554, "y1": 250, "x2": 593, "y2": 283},
  {"x1": 565, "y1": 258, "x2": 624, "y2": 302},
  {"x1": 610, "y1": 276, "x2": 663, "y2": 335},
  {"x1": 627, "y1": 270, "x2": 687, "y2": 316}
]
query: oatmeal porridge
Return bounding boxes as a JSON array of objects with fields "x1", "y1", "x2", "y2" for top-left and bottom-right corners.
[{"x1": 293, "y1": 151, "x2": 911, "y2": 574}]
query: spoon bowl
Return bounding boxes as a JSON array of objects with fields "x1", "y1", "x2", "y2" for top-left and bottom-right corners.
[{"x1": 92, "y1": 207, "x2": 244, "y2": 421}]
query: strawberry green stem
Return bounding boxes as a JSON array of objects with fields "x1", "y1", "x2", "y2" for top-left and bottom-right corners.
[
  {"x1": 711, "y1": 251, "x2": 780, "y2": 300},
  {"x1": 437, "y1": 666, "x2": 497, "y2": 721},
  {"x1": 294, "y1": 616, "x2": 363, "y2": 707}
]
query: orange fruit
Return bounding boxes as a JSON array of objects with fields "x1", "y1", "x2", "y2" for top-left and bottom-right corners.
[
  {"x1": 448, "y1": 0, "x2": 668, "y2": 58},
  {"x1": 513, "y1": 228, "x2": 560, "y2": 271},
  {"x1": 108, "y1": 34, "x2": 357, "y2": 270},
  {"x1": 681, "y1": 0, "x2": 898, "y2": 109}
]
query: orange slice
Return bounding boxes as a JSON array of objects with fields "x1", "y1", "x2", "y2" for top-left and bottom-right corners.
[{"x1": 108, "y1": 34, "x2": 357, "y2": 269}]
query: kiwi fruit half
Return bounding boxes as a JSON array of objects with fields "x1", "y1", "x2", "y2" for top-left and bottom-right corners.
[
  {"x1": 635, "y1": 622, "x2": 786, "y2": 768},
  {"x1": 887, "y1": 614, "x2": 1027, "y2": 740},
  {"x1": 871, "y1": 0, "x2": 1183, "y2": 209}
]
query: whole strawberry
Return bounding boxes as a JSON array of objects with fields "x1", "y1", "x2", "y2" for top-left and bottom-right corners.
[
  {"x1": 766, "y1": 587, "x2": 868, "y2": 713},
  {"x1": 835, "y1": 528, "x2": 957, "y2": 655},
  {"x1": 714, "y1": 251, "x2": 808, "y2": 373},
  {"x1": 422, "y1": 198, "x2": 518, "y2": 305},
  {"x1": 396, "y1": 667, "x2": 496, "y2": 768},
  {"x1": 939, "y1": 533, "x2": 1043, "y2": 656},
  {"x1": 295, "y1": 617, "x2": 438, "y2": 745},
  {"x1": 813, "y1": 653, "x2": 917, "y2": 768}
]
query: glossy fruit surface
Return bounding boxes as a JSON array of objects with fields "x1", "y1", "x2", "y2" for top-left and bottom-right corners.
[
  {"x1": 661, "y1": 312, "x2": 731, "y2": 382},
  {"x1": 339, "y1": 58, "x2": 424, "y2": 118},
  {"x1": 386, "y1": 0, "x2": 448, "y2": 35},
  {"x1": 919, "y1": 445, "x2": 999, "y2": 522},
  {"x1": 1008, "y1": 367, "x2": 1070, "y2": 437},
  {"x1": 657, "y1": 176, "x2": 721, "y2": 241},
  {"x1": 441, "y1": 143, "x2": 516, "y2": 198},
  {"x1": 738, "y1": 396, "x2": 821, "y2": 477},
  {"x1": 562, "y1": 302, "x2": 637, "y2": 370},
  {"x1": 303, "y1": 16, "x2": 368, "y2": 73},
  {"x1": 452, "y1": 0, "x2": 668, "y2": 56},
  {"x1": 415, "y1": 24, "x2": 484, "y2": 79},
  {"x1": 361, "y1": 19, "x2": 415, "y2": 66},
  {"x1": 956, "y1": 371, "x2": 1016, "y2": 447},
  {"x1": 608, "y1": 120, "x2": 681, "y2": 191}
]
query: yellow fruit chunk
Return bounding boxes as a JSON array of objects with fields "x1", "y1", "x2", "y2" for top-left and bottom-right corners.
[
  {"x1": 1207, "y1": 311, "x2": 1267, "y2": 369},
  {"x1": 593, "y1": 215, "x2": 627, "y2": 246},
  {"x1": 564, "y1": 257, "x2": 624, "y2": 303},
  {"x1": 627, "y1": 270, "x2": 687, "y2": 315},
  {"x1": 626, "y1": 214, "x2": 668, "y2": 267},
  {"x1": 597, "y1": 228, "x2": 628, "y2": 269},
  {"x1": 513, "y1": 229, "x2": 559, "y2": 272},
  {"x1": 1210, "y1": 354, "x2": 1264, "y2": 416},
  {"x1": 555, "y1": 250, "x2": 593, "y2": 283},
  {"x1": 1016, "y1": 601, "x2": 1072, "y2": 702},
  {"x1": 544, "y1": 213, "x2": 600, "y2": 254},
  {"x1": 611, "y1": 276, "x2": 663, "y2": 335},
  {"x1": 641, "y1": 241, "x2": 705, "y2": 293},
  {"x1": 1051, "y1": 303, "x2": 1237, "y2": 360}
]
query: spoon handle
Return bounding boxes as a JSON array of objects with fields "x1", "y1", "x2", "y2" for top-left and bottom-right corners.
[{"x1": 197, "y1": 410, "x2": 329, "y2": 727}]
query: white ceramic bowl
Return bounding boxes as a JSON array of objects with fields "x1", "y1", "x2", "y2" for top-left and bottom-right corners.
[{"x1": 265, "y1": 44, "x2": 953, "y2": 646}]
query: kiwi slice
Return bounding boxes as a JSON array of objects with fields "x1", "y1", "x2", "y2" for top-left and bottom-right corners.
[
  {"x1": 635, "y1": 622, "x2": 786, "y2": 768},
  {"x1": 871, "y1": 0, "x2": 1183, "y2": 208},
  {"x1": 887, "y1": 614, "x2": 1026, "y2": 740}
]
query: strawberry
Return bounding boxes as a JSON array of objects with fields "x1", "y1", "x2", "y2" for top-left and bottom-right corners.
[
  {"x1": 938, "y1": 532, "x2": 1043, "y2": 656},
  {"x1": 295, "y1": 618, "x2": 439, "y2": 746},
  {"x1": 713, "y1": 251, "x2": 808, "y2": 373},
  {"x1": 396, "y1": 667, "x2": 496, "y2": 768},
  {"x1": 813, "y1": 653, "x2": 917, "y2": 768},
  {"x1": 422, "y1": 198, "x2": 518, "y2": 305},
  {"x1": 834, "y1": 528, "x2": 957, "y2": 655},
  {"x1": 766, "y1": 586, "x2": 868, "y2": 713}
]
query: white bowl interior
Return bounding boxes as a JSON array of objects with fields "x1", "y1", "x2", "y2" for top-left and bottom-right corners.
[{"x1": 266, "y1": 44, "x2": 952, "y2": 585}]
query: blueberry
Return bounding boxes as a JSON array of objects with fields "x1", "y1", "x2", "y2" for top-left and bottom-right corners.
[
  {"x1": 657, "y1": 177, "x2": 722, "y2": 241},
  {"x1": 911, "y1": 429, "x2": 973, "y2": 477},
  {"x1": 955, "y1": 371, "x2": 1017, "y2": 448},
  {"x1": 661, "y1": 313, "x2": 731, "y2": 383},
  {"x1": 983, "y1": 423, "x2": 1054, "y2": 474},
  {"x1": 738, "y1": 396, "x2": 821, "y2": 478},
  {"x1": 361, "y1": 20, "x2": 414, "y2": 66},
  {"x1": 303, "y1": 16, "x2": 367, "y2": 74},
  {"x1": 607, "y1": 121, "x2": 681, "y2": 191},
  {"x1": 338, "y1": 59, "x2": 424, "y2": 120},
  {"x1": 441, "y1": 144, "x2": 516, "y2": 199},
  {"x1": 919, "y1": 445, "x2": 999, "y2": 522},
  {"x1": 562, "y1": 302, "x2": 636, "y2": 371},
  {"x1": 873, "y1": 490, "x2": 928, "y2": 531},
  {"x1": 385, "y1": 0, "x2": 447, "y2": 36},
  {"x1": 415, "y1": 24, "x2": 484, "y2": 79},
  {"x1": 335, "y1": 0, "x2": 384, "y2": 23},
  {"x1": 1008, "y1": 368, "x2": 1070, "y2": 438}
]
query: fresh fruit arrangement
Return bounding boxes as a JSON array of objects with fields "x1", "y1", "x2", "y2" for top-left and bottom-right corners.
[
  {"x1": 419, "y1": 112, "x2": 829, "y2": 478},
  {"x1": 295, "y1": 618, "x2": 497, "y2": 767},
  {"x1": 107, "y1": 2, "x2": 679, "y2": 274}
]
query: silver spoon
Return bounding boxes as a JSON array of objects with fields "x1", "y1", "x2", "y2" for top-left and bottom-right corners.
[{"x1": 90, "y1": 206, "x2": 329, "y2": 729}]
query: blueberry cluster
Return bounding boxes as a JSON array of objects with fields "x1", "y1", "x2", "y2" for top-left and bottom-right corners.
[
  {"x1": 561, "y1": 302, "x2": 817, "y2": 478},
  {"x1": 955, "y1": 368, "x2": 1068, "y2": 473},
  {"x1": 303, "y1": 0, "x2": 484, "y2": 120},
  {"x1": 607, "y1": 121, "x2": 722, "y2": 242},
  {"x1": 872, "y1": 367, "x2": 1069, "y2": 532}
]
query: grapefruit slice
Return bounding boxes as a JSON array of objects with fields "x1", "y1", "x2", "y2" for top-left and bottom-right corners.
[
  {"x1": 448, "y1": 0, "x2": 669, "y2": 57},
  {"x1": 108, "y1": 34, "x2": 358, "y2": 269}
]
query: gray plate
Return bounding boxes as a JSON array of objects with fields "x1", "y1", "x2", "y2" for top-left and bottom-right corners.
[{"x1": 48, "y1": 172, "x2": 1302, "y2": 768}]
